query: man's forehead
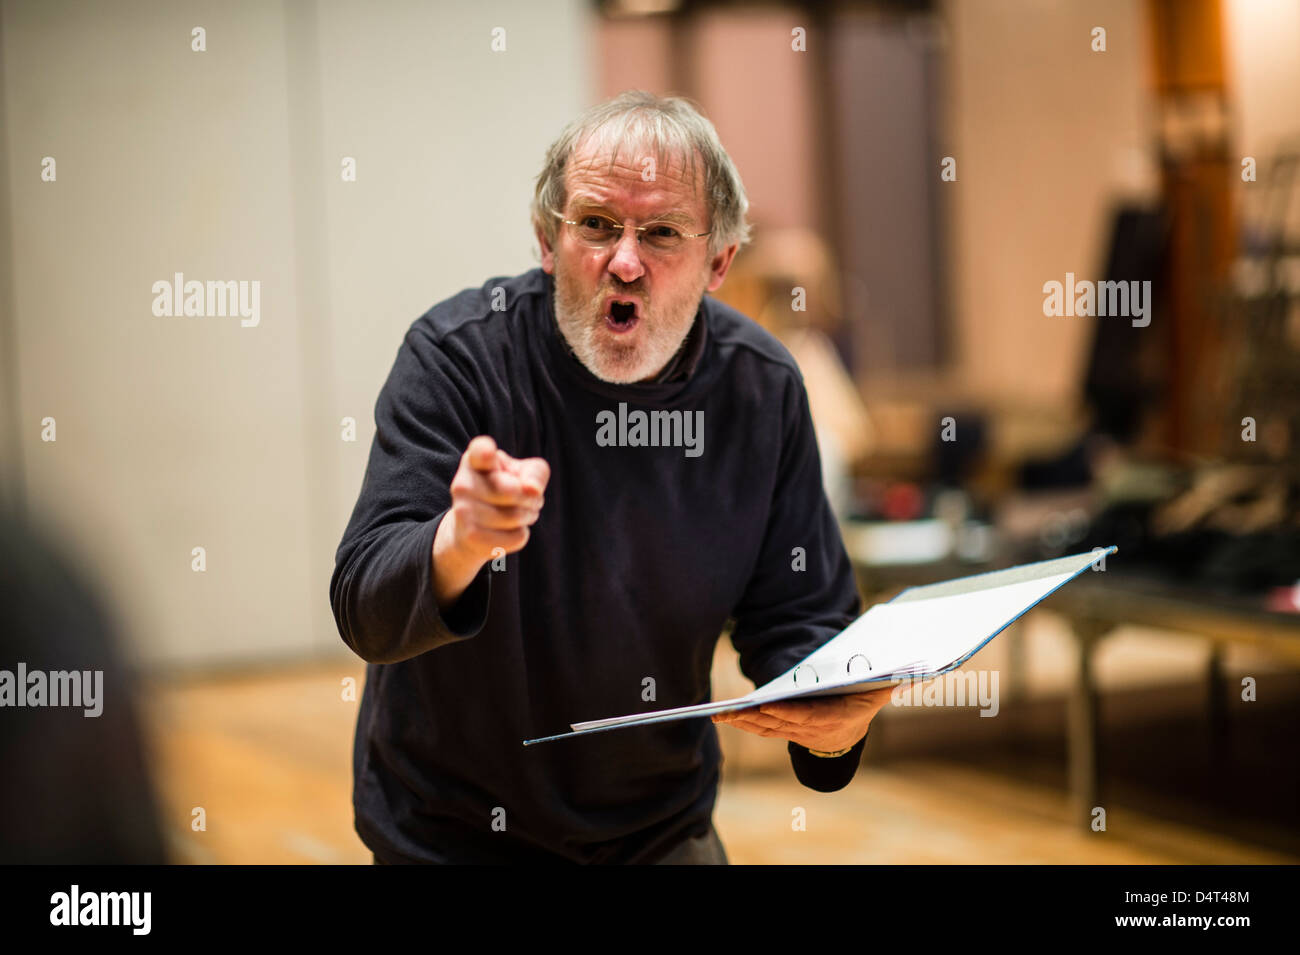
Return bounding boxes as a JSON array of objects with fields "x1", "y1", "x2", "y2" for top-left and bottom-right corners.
[{"x1": 565, "y1": 141, "x2": 704, "y2": 207}]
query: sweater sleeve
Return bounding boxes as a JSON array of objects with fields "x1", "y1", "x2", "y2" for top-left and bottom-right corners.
[
  {"x1": 329, "y1": 322, "x2": 492, "y2": 664},
  {"x1": 787, "y1": 734, "x2": 868, "y2": 792},
  {"x1": 727, "y1": 372, "x2": 865, "y2": 792}
]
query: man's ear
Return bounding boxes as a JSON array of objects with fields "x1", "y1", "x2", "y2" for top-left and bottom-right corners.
[
  {"x1": 535, "y1": 222, "x2": 556, "y2": 274},
  {"x1": 704, "y1": 243, "x2": 739, "y2": 293}
]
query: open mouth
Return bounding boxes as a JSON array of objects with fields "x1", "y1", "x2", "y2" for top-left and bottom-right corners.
[{"x1": 603, "y1": 297, "x2": 641, "y2": 334}]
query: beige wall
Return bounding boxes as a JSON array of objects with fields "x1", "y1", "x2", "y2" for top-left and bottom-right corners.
[
  {"x1": 2, "y1": 0, "x2": 591, "y2": 669},
  {"x1": 598, "y1": 14, "x2": 674, "y2": 97},
  {"x1": 598, "y1": 8, "x2": 816, "y2": 233},
  {"x1": 942, "y1": 0, "x2": 1156, "y2": 411},
  {"x1": 687, "y1": 9, "x2": 816, "y2": 233},
  {"x1": 1224, "y1": 0, "x2": 1300, "y2": 162}
]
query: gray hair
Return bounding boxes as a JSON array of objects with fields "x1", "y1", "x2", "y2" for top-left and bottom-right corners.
[{"x1": 531, "y1": 90, "x2": 751, "y2": 258}]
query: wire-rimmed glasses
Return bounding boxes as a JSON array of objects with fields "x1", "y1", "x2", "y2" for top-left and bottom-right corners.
[{"x1": 551, "y1": 208, "x2": 711, "y2": 256}]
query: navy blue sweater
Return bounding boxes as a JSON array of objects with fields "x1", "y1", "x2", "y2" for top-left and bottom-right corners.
[{"x1": 330, "y1": 267, "x2": 866, "y2": 864}]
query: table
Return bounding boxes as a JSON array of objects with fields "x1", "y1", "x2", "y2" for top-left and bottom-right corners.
[
  {"x1": 851, "y1": 553, "x2": 1300, "y2": 829},
  {"x1": 1038, "y1": 572, "x2": 1300, "y2": 828}
]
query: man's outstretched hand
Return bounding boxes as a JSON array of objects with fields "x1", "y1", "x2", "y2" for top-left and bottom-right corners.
[
  {"x1": 711, "y1": 686, "x2": 895, "y2": 753},
  {"x1": 432, "y1": 435, "x2": 550, "y2": 609}
]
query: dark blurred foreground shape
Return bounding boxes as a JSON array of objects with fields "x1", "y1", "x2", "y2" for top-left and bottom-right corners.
[{"x1": 0, "y1": 505, "x2": 167, "y2": 863}]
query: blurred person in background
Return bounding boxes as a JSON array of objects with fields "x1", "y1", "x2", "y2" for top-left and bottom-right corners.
[
  {"x1": 719, "y1": 227, "x2": 875, "y2": 519},
  {"x1": 0, "y1": 503, "x2": 167, "y2": 864}
]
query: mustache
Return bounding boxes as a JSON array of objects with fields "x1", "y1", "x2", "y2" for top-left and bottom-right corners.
[{"x1": 604, "y1": 281, "x2": 645, "y2": 299}]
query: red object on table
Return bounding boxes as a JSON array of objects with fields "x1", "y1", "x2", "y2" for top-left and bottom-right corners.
[{"x1": 881, "y1": 482, "x2": 925, "y2": 522}]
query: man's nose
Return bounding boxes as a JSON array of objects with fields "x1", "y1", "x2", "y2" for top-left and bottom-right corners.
[{"x1": 607, "y1": 228, "x2": 646, "y2": 284}]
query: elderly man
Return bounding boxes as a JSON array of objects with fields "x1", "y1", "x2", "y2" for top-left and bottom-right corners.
[{"x1": 330, "y1": 91, "x2": 891, "y2": 865}]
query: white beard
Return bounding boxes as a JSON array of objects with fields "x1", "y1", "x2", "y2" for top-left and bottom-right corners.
[{"x1": 551, "y1": 265, "x2": 703, "y2": 385}]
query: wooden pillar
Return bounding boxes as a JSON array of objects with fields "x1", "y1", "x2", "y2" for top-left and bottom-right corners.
[{"x1": 1146, "y1": 0, "x2": 1237, "y2": 455}]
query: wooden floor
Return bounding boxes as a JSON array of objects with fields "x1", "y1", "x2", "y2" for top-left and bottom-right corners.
[{"x1": 137, "y1": 660, "x2": 1297, "y2": 865}]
